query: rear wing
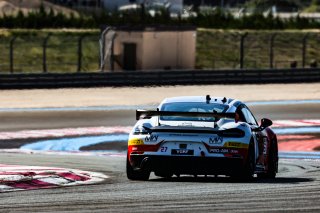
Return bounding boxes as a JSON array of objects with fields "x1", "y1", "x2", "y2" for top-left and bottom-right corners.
[{"x1": 136, "y1": 110, "x2": 235, "y2": 120}]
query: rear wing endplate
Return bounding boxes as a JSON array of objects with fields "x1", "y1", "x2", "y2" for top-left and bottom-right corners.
[{"x1": 136, "y1": 110, "x2": 235, "y2": 120}]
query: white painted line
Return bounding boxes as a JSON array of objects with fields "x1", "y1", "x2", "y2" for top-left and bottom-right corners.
[{"x1": 273, "y1": 120, "x2": 320, "y2": 127}]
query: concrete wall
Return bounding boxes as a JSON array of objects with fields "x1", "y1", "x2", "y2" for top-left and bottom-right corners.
[{"x1": 142, "y1": 30, "x2": 196, "y2": 70}]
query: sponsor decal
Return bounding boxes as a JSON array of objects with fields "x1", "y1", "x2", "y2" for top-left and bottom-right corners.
[
  {"x1": 128, "y1": 138, "x2": 144, "y2": 145},
  {"x1": 209, "y1": 148, "x2": 239, "y2": 154},
  {"x1": 263, "y1": 138, "x2": 268, "y2": 154},
  {"x1": 145, "y1": 135, "x2": 158, "y2": 142},
  {"x1": 224, "y1": 142, "x2": 248, "y2": 148},
  {"x1": 210, "y1": 148, "x2": 229, "y2": 153},
  {"x1": 209, "y1": 136, "x2": 223, "y2": 144}
]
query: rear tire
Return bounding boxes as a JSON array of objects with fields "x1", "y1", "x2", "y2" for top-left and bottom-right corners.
[
  {"x1": 266, "y1": 141, "x2": 278, "y2": 179},
  {"x1": 243, "y1": 141, "x2": 255, "y2": 180},
  {"x1": 232, "y1": 140, "x2": 256, "y2": 181},
  {"x1": 126, "y1": 156, "x2": 150, "y2": 181},
  {"x1": 258, "y1": 141, "x2": 277, "y2": 179},
  {"x1": 232, "y1": 140, "x2": 255, "y2": 181}
]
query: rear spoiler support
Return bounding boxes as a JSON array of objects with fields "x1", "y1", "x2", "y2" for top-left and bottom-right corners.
[{"x1": 136, "y1": 110, "x2": 235, "y2": 120}]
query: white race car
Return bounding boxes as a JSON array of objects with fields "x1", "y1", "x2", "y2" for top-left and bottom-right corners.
[{"x1": 127, "y1": 96, "x2": 278, "y2": 180}]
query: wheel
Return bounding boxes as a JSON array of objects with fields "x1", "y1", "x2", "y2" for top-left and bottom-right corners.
[
  {"x1": 230, "y1": 140, "x2": 256, "y2": 181},
  {"x1": 258, "y1": 141, "x2": 278, "y2": 179},
  {"x1": 243, "y1": 141, "x2": 256, "y2": 179},
  {"x1": 126, "y1": 156, "x2": 150, "y2": 181},
  {"x1": 231, "y1": 140, "x2": 255, "y2": 180}
]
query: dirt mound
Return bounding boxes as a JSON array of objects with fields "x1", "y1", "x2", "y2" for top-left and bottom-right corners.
[{"x1": 0, "y1": 0, "x2": 78, "y2": 16}]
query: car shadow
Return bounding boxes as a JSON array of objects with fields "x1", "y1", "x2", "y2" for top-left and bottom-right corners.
[{"x1": 149, "y1": 176, "x2": 313, "y2": 184}]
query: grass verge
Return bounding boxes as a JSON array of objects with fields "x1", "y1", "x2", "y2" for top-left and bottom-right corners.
[{"x1": 0, "y1": 28, "x2": 319, "y2": 73}]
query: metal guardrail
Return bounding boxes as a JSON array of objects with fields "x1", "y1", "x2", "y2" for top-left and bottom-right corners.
[{"x1": 0, "y1": 68, "x2": 319, "y2": 89}]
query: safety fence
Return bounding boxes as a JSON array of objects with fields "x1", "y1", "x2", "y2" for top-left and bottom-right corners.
[
  {"x1": 0, "y1": 33, "x2": 100, "y2": 73},
  {"x1": 196, "y1": 30, "x2": 320, "y2": 70},
  {"x1": 0, "y1": 68, "x2": 319, "y2": 89},
  {"x1": 1, "y1": 30, "x2": 320, "y2": 73}
]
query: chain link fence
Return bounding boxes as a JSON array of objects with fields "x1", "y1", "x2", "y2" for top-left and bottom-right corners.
[{"x1": 0, "y1": 30, "x2": 320, "y2": 73}]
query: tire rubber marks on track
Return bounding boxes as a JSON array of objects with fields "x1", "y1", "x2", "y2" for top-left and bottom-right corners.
[{"x1": 0, "y1": 165, "x2": 108, "y2": 193}]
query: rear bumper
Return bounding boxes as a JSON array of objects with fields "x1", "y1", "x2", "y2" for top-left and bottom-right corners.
[{"x1": 129, "y1": 154, "x2": 246, "y2": 176}]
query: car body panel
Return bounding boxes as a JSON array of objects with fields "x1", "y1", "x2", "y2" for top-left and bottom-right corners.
[{"x1": 127, "y1": 96, "x2": 278, "y2": 179}]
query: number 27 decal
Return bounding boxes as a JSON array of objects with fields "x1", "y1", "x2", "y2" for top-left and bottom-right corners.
[{"x1": 160, "y1": 147, "x2": 168, "y2": 152}]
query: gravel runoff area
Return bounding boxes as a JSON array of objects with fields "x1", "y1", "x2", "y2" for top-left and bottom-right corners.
[{"x1": 0, "y1": 83, "x2": 319, "y2": 108}]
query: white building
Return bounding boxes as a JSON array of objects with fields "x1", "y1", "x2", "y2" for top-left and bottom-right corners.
[
  {"x1": 102, "y1": 0, "x2": 183, "y2": 14},
  {"x1": 101, "y1": 0, "x2": 138, "y2": 11}
]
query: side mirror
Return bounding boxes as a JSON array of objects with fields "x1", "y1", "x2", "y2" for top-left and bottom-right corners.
[
  {"x1": 261, "y1": 118, "x2": 273, "y2": 128},
  {"x1": 253, "y1": 118, "x2": 272, "y2": 132}
]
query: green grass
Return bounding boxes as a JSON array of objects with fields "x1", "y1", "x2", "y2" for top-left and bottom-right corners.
[
  {"x1": 0, "y1": 29, "x2": 320, "y2": 73},
  {"x1": 0, "y1": 29, "x2": 100, "y2": 73},
  {"x1": 196, "y1": 29, "x2": 320, "y2": 69}
]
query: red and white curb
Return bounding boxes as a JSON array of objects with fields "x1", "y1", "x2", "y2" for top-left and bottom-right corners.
[
  {"x1": 0, "y1": 164, "x2": 108, "y2": 193},
  {"x1": 0, "y1": 120, "x2": 319, "y2": 141},
  {"x1": 272, "y1": 119, "x2": 320, "y2": 128},
  {"x1": 278, "y1": 135, "x2": 320, "y2": 152}
]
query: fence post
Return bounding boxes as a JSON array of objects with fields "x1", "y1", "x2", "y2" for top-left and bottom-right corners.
[
  {"x1": 9, "y1": 36, "x2": 17, "y2": 74},
  {"x1": 110, "y1": 33, "x2": 117, "y2": 72},
  {"x1": 269, "y1": 33, "x2": 277, "y2": 69},
  {"x1": 302, "y1": 33, "x2": 309, "y2": 68},
  {"x1": 240, "y1": 33, "x2": 248, "y2": 69},
  {"x1": 42, "y1": 33, "x2": 51, "y2": 73},
  {"x1": 99, "y1": 27, "x2": 110, "y2": 72},
  {"x1": 77, "y1": 35, "x2": 86, "y2": 72}
]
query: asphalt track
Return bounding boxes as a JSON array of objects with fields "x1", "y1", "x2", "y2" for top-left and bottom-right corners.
[
  {"x1": 0, "y1": 103, "x2": 319, "y2": 131},
  {"x1": 0, "y1": 103, "x2": 320, "y2": 212}
]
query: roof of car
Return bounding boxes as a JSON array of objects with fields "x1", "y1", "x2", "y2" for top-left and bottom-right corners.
[{"x1": 161, "y1": 96, "x2": 237, "y2": 105}]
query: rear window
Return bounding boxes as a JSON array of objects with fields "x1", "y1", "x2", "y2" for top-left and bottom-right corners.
[{"x1": 160, "y1": 102, "x2": 229, "y2": 122}]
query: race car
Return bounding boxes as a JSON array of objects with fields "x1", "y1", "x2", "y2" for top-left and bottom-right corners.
[{"x1": 126, "y1": 95, "x2": 278, "y2": 180}]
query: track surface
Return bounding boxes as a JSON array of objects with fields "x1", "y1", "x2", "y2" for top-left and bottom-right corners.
[
  {"x1": 0, "y1": 103, "x2": 319, "y2": 131},
  {"x1": 0, "y1": 103, "x2": 320, "y2": 212},
  {"x1": 0, "y1": 154, "x2": 320, "y2": 212}
]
